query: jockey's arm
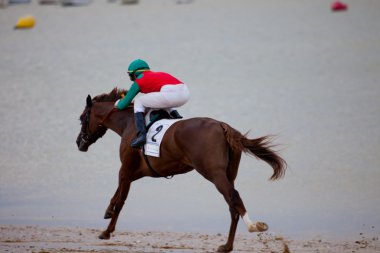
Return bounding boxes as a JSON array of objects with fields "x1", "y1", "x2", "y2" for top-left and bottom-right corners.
[{"x1": 116, "y1": 82, "x2": 140, "y2": 110}]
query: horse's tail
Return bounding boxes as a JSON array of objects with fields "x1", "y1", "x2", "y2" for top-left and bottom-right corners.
[{"x1": 220, "y1": 122, "x2": 287, "y2": 181}]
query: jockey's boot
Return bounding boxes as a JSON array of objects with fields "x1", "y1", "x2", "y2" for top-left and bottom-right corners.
[
  {"x1": 131, "y1": 112, "x2": 147, "y2": 148},
  {"x1": 170, "y1": 109, "x2": 183, "y2": 119}
]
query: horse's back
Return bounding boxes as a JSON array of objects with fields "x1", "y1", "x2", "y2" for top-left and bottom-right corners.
[
  {"x1": 170, "y1": 117, "x2": 226, "y2": 145},
  {"x1": 163, "y1": 117, "x2": 231, "y2": 169}
]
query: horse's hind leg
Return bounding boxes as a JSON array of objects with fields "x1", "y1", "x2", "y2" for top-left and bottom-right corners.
[
  {"x1": 209, "y1": 174, "x2": 267, "y2": 252},
  {"x1": 226, "y1": 149, "x2": 269, "y2": 233},
  {"x1": 216, "y1": 150, "x2": 241, "y2": 252},
  {"x1": 218, "y1": 204, "x2": 239, "y2": 252},
  {"x1": 211, "y1": 175, "x2": 244, "y2": 252}
]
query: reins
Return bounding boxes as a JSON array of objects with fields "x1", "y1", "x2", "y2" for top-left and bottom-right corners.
[
  {"x1": 100, "y1": 107, "x2": 117, "y2": 125},
  {"x1": 81, "y1": 104, "x2": 116, "y2": 146}
]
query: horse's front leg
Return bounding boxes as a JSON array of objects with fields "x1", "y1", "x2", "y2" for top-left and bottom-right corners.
[
  {"x1": 99, "y1": 178, "x2": 131, "y2": 240},
  {"x1": 104, "y1": 186, "x2": 119, "y2": 219}
]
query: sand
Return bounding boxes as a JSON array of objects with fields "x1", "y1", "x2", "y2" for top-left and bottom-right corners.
[{"x1": 1, "y1": 225, "x2": 379, "y2": 253}]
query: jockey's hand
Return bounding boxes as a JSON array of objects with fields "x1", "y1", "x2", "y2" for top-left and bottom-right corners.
[{"x1": 114, "y1": 99, "x2": 120, "y2": 109}]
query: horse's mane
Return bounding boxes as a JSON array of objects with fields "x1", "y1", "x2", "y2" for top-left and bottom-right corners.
[{"x1": 93, "y1": 87, "x2": 128, "y2": 103}]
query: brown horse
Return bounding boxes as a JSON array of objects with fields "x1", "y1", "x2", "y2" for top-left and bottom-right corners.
[{"x1": 76, "y1": 88, "x2": 286, "y2": 252}]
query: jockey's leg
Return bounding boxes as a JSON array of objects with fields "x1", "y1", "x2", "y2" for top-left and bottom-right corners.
[
  {"x1": 161, "y1": 84, "x2": 190, "y2": 119},
  {"x1": 131, "y1": 92, "x2": 167, "y2": 149},
  {"x1": 131, "y1": 85, "x2": 190, "y2": 147},
  {"x1": 134, "y1": 83, "x2": 190, "y2": 116},
  {"x1": 134, "y1": 91, "x2": 170, "y2": 109},
  {"x1": 131, "y1": 112, "x2": 146, "y2": 148}
]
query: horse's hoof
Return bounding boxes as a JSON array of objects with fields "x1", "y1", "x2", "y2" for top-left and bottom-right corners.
[
  {"x1": 98, "y1": 231, "x2": 111, "y2": 240},
  {"x1": 104, "y1": 210, "x2": 113, "y2": 219},
  {"x1": 217, "y1": 244, "x2": 233, "y2": 252},
  {"x1": 256, "y1": 221, "x2": 268, "y2": 232},
  {"x1": 248, "y1": 222, "x2": 269, "y2": 232}
]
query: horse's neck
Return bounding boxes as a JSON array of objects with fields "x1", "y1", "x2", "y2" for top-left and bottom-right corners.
[{"x1": 103, "y1": 108, "x2": 133, "y2": 136}]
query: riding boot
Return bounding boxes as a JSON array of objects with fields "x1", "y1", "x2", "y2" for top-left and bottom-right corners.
[
  {"x1": 131, "y1": 112, "x2": 147, "y2": 148},
  {"x1": 170, "y1": 109, "x2": 183, "y2": 119}
]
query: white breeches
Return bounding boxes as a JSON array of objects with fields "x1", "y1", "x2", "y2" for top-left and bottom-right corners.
[{"x1": 134, "y1": 83, "x2": 190, "y2": 113}]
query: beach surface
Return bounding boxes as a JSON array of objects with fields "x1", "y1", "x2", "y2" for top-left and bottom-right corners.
[{"x1": 1, "y1": 225, "x2": 379, "y2": 253}]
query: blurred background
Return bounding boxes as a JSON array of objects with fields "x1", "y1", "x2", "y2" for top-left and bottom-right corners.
[{"x1": 0, "y1": 0, "x2": 379, "y2": 239}]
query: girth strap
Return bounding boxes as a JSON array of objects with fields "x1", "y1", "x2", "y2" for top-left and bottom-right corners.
[{"x1": 142, "y1": 146, "x2": 173, "y2": 179}]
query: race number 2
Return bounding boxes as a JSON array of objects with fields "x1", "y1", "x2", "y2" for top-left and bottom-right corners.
[{"x1": 151, "y1": 125, "x2": 163, "y2": 142}]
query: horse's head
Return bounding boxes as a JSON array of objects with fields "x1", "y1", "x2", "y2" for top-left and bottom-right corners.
[{"x1": 76, "y1": 95, "x2": 108, "y2": 152}]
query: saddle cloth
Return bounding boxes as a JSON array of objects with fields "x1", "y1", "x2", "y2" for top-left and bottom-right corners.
[{"x1": 144, "y1": 119, "x2": 181, "y2": 157}]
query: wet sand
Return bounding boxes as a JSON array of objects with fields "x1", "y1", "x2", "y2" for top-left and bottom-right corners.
[{"x1": 1, "y1": 225, "x2": 379, "y2": 253}]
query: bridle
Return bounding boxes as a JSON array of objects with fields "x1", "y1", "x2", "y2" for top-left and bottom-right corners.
[
  {"x1": 78, "y1": 100, "x2": 171, "y2": 179},
  {"x1": 79, "y1": 105, "x2": 115, "y2": 146},
  {"x1": 79, "y1": 107, "x2": 99, "y2": 146}
]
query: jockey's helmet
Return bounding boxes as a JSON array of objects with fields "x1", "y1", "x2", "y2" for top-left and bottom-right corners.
[{"x1": 128, "y1": 59, "x2": 150, "y2": 75}]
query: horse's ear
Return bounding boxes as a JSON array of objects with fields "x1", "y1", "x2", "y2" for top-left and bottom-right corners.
[{"x1": 86, "y1": 95, "x2": 92, "y2": 107}]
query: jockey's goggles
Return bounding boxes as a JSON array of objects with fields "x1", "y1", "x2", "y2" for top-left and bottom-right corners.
[{"x1": 128, "y1": 68, "x2": 149, "y2": 78}]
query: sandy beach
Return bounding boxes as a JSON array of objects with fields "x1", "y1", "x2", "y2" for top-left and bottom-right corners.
[
  {"x1": 1, "y1": 0, "x2": 380, "y2": 252},
  {"x1": 1, "y1": 225, "x2": 379, "y2": 252}
]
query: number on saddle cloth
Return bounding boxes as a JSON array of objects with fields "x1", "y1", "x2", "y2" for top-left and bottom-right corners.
[{"x1": 144, "y1": 110, "x2": 182, "y2": 158}]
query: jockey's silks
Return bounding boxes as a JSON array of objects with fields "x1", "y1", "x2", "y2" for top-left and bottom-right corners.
[{"x1": 135, "y1": 71, "x2": 183, "y2": 93}]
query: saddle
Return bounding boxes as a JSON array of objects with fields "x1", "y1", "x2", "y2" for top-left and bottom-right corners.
[{"x1": 145, "y1": 109, "x2": 179, "y2": 130}]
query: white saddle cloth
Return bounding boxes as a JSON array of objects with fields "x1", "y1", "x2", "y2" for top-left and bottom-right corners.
[{"x1": 144, "y1": 119, "x2": 181, "y2": 157}]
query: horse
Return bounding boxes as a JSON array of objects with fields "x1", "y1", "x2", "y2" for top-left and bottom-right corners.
[{"x1": 76, "y1": 88, "x2": 286, "y2": 252}]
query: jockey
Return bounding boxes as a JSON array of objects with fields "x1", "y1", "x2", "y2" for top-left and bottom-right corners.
[{"x1": 115, "y1": 59, "x2": 190, "y2": 149}]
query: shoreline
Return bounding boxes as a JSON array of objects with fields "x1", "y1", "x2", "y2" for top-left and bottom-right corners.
[{"x1": 1, "y1": 225, "x2": 379, "y2": 252}]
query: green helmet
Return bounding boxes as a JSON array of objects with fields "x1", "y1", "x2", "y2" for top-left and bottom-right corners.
[{"x1": 128, "y1": 59, "x2": 150, "y2": 74}]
